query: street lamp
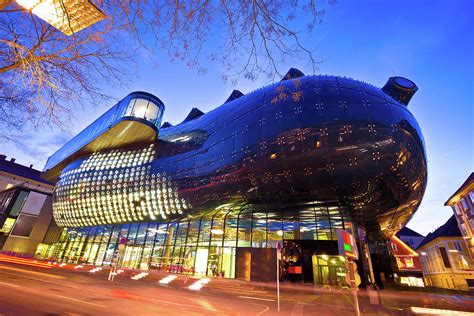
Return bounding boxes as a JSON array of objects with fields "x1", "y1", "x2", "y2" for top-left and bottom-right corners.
[{"x1": 15, "y1": 0, "x2": 105, "y2": 36}]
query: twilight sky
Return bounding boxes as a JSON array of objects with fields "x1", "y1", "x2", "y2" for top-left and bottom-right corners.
[{"x1": 1, "y1": 0, "x2": 472, "y2": 236}]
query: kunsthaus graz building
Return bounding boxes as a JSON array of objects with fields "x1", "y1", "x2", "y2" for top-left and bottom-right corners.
[{"x1": 38, "y1": 69, "x2": 427, "y2": 286}]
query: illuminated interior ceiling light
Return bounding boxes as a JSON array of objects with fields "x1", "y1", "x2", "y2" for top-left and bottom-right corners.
[
  {"x1": 410, "y1": 307, "x2": 472, "y2": 315},
  {"x1": 16, "y1": 0, "x2": 105, "y2": 36},
  {"x1": 210, "y1": 229, "x2": 224, "y2": 235}
]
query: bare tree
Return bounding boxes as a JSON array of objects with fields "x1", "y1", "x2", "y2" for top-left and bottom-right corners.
[{"x1": 0, "y1": 0, "x2": 335, "y2": 139}]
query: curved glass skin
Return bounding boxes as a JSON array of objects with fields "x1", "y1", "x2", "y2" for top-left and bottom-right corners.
[
  {"x1": 43, "y1": 91, "x2": 165, "y2": 173},
  {"x1": 53, "y1": 75, "x2": 427, "y2": 237}
]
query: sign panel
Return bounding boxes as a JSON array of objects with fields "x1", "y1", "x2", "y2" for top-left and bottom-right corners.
[{"x1": 337, "y1": 229, "x2": 359, "y2": 260}]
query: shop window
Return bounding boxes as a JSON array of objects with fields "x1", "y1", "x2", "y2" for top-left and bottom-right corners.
[{"x1": 0, "y1": 218, "x2": 16, "y2": 233}]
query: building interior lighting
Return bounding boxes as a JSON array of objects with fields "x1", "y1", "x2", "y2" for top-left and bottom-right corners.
[
  {"x1": 16, "y1": 0, "x2": 105, "y2": 36},
  {"x1": 410, "y1": 307, "x2": 472, "y2": 315}
]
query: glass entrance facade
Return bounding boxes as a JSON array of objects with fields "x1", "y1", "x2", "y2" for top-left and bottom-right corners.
[{"x1": 38, "y1": 204, "x2": 351, "y2": 283}]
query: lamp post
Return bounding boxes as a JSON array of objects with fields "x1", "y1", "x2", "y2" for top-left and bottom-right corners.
[{"x1": 14, "y1": 0, "x2": 105, "y2": 36}]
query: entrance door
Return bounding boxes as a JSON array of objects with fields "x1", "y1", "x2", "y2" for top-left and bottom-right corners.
[
  {"x1": 312, "y1": 254, "x2": 346, "y2": 286},
  {"x1": 121, "y1": 246, "x2": 142, "y2": 269}
]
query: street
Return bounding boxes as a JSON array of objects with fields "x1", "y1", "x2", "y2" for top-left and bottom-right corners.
[
  {"x1": 0, "y1": 261, "x2": 352, "y2": 316},
  {"x1": 0, "y1": 261, "x2": 473, "y2": 315}
]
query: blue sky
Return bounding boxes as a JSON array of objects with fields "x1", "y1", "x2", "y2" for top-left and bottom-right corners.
[{"x1": 1, "y1": 0, "x2": 472, "y2": 235}]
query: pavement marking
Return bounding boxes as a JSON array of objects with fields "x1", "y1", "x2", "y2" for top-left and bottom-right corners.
[
  {"x1": 290, "y1": 303, "x2": 304, "y2": 316},
  {"x1": 0, "y1": 265, "x2": 64, "y2": 279},
  {"x1": 0, "y1": 281, "x2": 20, "y2": 288},
  {"x1": 54, "y1": 295, "x2": 107, "y2": 308},
  {"x1": 238, "y1": 296, "x2": 275, "y2": 302},
  {"x1": 123, "y1": 293, "x2": 225, "y2": 313},
  {"x1": 256, "y1": 305, "x2": 270, "y2": 316}
]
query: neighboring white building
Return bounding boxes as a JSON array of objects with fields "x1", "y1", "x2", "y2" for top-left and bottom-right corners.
[
  {"x1": 445, "y1": 173, "x2": 474, "y2": 260},
  {"x1": 417, "y1": 216, "x2": 474, "y2": 291}
]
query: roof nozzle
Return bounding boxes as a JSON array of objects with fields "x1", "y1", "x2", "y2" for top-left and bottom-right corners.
[
  {"x1": 382, "y1": 76, "x2": 418, "y2": 106},
  {"x1": 281, "y1": 68, "x2": 305, "y2": 81}
]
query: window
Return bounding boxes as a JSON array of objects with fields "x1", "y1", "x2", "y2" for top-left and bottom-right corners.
[
  {"x1": 391, "y1": 243, "x2": 398, "y2": 251},
  {"x1": 404, "y1": 257, "x2": 414, "y2": 268},
  {"x1": 454, "y1": 242, "x2": 463, "y2": 252},
  {"x1": 10, "y1": 213, "x2": 37, "y2": 237},
  {"x1": 453, "y1": 204, "x2": 461, "y2": 215},
  {"x1": 438, "y1": 247, "x2": 452, "y2": 268},
  {"x1": 468, "y1": 191, "x2": 474, "y2": 205},
  {"x1": 126, "y1": 97, "x2": 161, "y2": 124},
  {"x1": 396, "y1": 257, "x2": 405, "y2": 268},
  {"x1": 21, "y1": 191, "x2": 47, "y2": 216},
  {"x1": 9, "y1": 191, "x2": 29, "y2": 217},
  {"x1": 0, "y1": 218, "x2": 16, "y2": 233}
]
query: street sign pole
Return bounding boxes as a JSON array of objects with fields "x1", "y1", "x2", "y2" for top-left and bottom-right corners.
[
  {"x1": 337, "y1": 229, "x2": 360, "y2": 316},
  {"x1": 111, "y1": 248, "x2": 122, "y2": 282},
  {"x1": 109, "y1": 236, "x2": 127, "y2": 282},
  {"x1": 276, "y1": 242, "x2": 281, "y2": 312},
  {"x1": 348, "y1": 258, "x2": 361, "y2": 316}
]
